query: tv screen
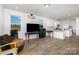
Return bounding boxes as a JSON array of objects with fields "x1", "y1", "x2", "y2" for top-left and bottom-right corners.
[{"x1": 27, "y1": 23, "x2": 39, "y2": 32}]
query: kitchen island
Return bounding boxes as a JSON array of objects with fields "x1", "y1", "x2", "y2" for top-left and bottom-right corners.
[{"x1": 53, "y1": 30, "x2": 65, "y2": 39}]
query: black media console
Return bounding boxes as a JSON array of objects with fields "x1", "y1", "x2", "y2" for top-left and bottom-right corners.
[{"x1": 25, "y1": 23, "x2": 46, "y2": 43}]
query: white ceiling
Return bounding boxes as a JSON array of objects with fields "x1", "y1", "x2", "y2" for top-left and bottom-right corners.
[{"x1": 3, "y1": 4, "x2": 79, "y2": 20}]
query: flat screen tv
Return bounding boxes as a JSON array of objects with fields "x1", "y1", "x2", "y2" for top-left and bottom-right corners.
[{"x1": 27, "y1": 23, "x2": 40, "y2": 32}]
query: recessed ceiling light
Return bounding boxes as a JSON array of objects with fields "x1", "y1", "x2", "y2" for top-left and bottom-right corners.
[
  {"x1": 44, "y1": 4, "x2": 50, "y2": 8},
  {"x1": 16, "y1": 6, "x2": 19, "y2": 9}
]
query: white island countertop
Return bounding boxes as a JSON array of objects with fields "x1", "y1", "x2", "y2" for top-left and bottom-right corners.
[{"x1": 53, "y1": 30, "x2": 65, "y2": 39}]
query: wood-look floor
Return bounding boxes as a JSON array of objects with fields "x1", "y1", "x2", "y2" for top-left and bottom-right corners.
[{"x1": 20, "y1": 35, "x2": 79, "y2": 55}]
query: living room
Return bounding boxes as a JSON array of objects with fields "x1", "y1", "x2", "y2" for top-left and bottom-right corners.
[{"x1": 0, "y1": 4, "x2": 79, "y2": 55}]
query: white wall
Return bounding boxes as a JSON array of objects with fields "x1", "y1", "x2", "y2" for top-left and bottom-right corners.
[
  {"x1": 76, "y1": 17, "x2": 79, "y2": 35},
  {"x1": 3, "y1": 8, "x2": 57, "y2": 40},
  {"x1": 0, "y1": 5, "x2": 4, "y2": 35},
  {"x1": 59, "y1": 19, "x2": 76, "y2": 32},
  {"x1": 3, "y1": 8, "x2": 27, "y2": 40}
]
